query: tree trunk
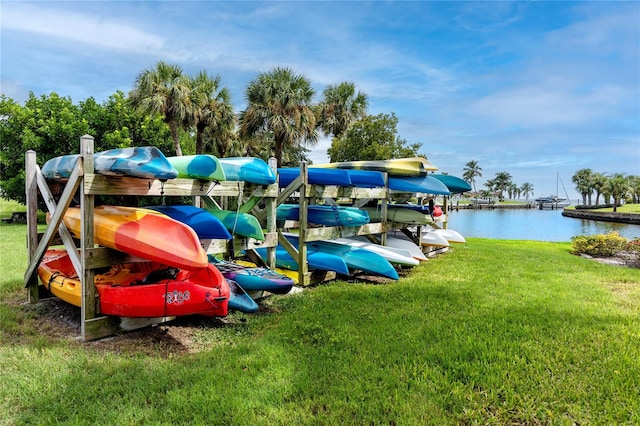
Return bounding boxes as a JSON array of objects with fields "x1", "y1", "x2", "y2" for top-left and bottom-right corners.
[
  {"x1": 169, "y1": 121, "x2": 182, "y2": 156},
  {"x1": 195, "y1": 124, "x2": 205, "y2": 155},
  {"x1": 275, "y1": 137, "x2": 284, "y2": 168}
]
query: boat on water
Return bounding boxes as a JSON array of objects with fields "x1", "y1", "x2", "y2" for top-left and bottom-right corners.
[
  {"x1": 535, "y1": 195, "x2": 571, "y2": 209},
  {"x1": 38, "y1": 249, "x2": 230, "y2": 317}
]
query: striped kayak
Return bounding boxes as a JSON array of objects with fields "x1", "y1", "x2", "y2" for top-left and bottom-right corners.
[
  {"x1": 147, "y1": 205, "x2": 232, "y2": 240},
  {"x1": 277, "y1": 204, "x2": 370, "y2": 227},
  {"x1": 362, "y1": 206, "x2": 433, "y2": 225},
  {"x1": 227, "y1": 279, "x2": 259, "y2": 313},
  {"x1": 388, "y1": 175, "x2": 450, "y2": 195},
  {"x1": 278, "y1": 167, "x2": 352, "y2": 187},
  {"x1": 331, "y1": 237, "x2": 419, "y2": 267},
  {"x1": 284, "y1": 234, "x2": 399, "y2": 280},
  {"x1": 167, "y1": 155, "x2": 226, "y2": 181},
  {"x1": 384, "y1": 235, "x2": 430, "y2": 261},
  {"x1": 210, "y1": 257, "x2": 295, "y2": 294},
  {"x1": 253, "y1": 246, "x2": 350, "y2": 275},
  {"x1": 218, "y1": 157, "x2": 276, "y2": 185},
  {"x1": 315, "y1": 157, "x2": 438, "y2": 176},
  {"x1": 38, "y1": 249, "x2": 229, "y2": 317},
  {"x1": 56, "y1": 205, "x2": 208, "y2": 270},
  {"x1": 206, "y1": 209, "x2": 264, "y2": 240},
  {"x1": 234, "y1": 260, "x2": 299, "y2": 284},
  {"x1": 42, "y1": 146, "x2": 178, "y2": 181},
  {"x1": 431, "y1": 174, "x2": 472, "y2": 194}
]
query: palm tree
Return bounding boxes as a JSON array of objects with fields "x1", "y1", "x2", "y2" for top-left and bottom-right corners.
[
  {"x1": 129, "y1": 61, "x2": 191, "y2": 156},
  {"x1": 316, "y1": 82, "x2": 368, "y2": 138},
  {"x1": 572, "y1": 168, "x2": 594, "y2": 206},
  {"x1": 520, "y1": 182, "x2": 534, "y2": 201},
  {"x1": 606, "y1": 173, "x2": 629, "y2": 212},
  {"x1": 493, "y1": 171, "x2": 513, "y2": 201},
  {"x1": 240, "y1": 67, "x2": 318, "y2": 167},
  {"x1": 591, "y1": 172, "x2": 607, "y2": 207},
  {"x1": 463, "y1": 160, "x2": 482, "y2": 192},
  {"x1": 188, "y1": 71, "x2": 235, "y2": 155}
]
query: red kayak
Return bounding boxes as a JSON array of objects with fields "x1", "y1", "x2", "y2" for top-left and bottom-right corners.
[{"x1": 39, "y1": 249, "x2": 230, "y2": 318}]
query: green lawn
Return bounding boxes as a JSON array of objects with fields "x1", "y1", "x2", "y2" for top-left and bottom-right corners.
[{"x1": 1, "y1": 220, "x2": 638, "y2": 424}]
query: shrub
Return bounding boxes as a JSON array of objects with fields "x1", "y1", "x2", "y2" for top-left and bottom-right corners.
[{"x1": 571, "y1": 232, "x2": 628, "y2": 257}]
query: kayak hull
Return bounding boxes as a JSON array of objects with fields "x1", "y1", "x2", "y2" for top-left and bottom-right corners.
[
  {"x1": 219, "y1": 157, "x2": 276, "y2": 185},
  {"x1": 278, "y1": 167, "x2": 352, "y2": 187},
  {"x1": 277, "y1": 204, "x2": 370, "y2": 227},
  {"x1": 315, "y1": 157, "x2": 438, "y2": 176},
  {"x1": 362, "y1": 206, "x2": 433, "y2": 225},
  {"x1": 210, "y1": 257, "x2": 295, "y2": 294},
  {"x1": 253, "y1": 246, "x2": 350, "y2": 276},
  {"x1": 227, "y1": 279, "x2": 259, "y2": 313},
  {"x1": 148, "y1": 205, "x2": 232, "y2": 240},
  {"x1": 388, "y1": 175, "x2": 450, "y2": 195},
  {"x1": 167, "y1": 155, "x2": 226, "y2": 181},
  {"x1": 206, "y1": 209, "x2": 264, "y2": 240}
]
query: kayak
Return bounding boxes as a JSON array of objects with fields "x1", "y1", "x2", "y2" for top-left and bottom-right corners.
[
  {"x1": 234, "y1": 259, "x2": 299, "y2": 284},
  {"x1": 331, "y1": 237, "x2": 419, "y2": 267},
  {"x1": 283, "y1": 234, "x2": 399, "y2": 280},
  {"x1": 147, "y1": 205, "x2": 232, "y2": 240},
  {"x1": 218, "y1": 157, "x2": 276, "y2": 185},
  {"x1": 419, "y1": 230, "x2": 451, "y2": 247},
  {"x1": 362, "y1": 206, "x2": 433, "y2": 225},
  {"x1": 253, "y1": 246, "x2": 351, "y2": 276},
  {"x1": 277, "y1": 204, "x2": 370, "y2": 227},
  {"x1": 227, "y1": 279, "x2": 259, "y2": 313},
  {"x1": 57, "y1": 205, "x2": 208, "y2": 270},
  {"x1": 42, "y1": 146, "x2": 178, "y2": 181},
  {"x1": 167, "y1": 155, "x2": 226, "y2": 181},
  {"x1": 344, "y1": 169, "x2": 386, "y2": 188},
  {"x1": 314, "y1": 157, "x2": 438, "y2": 176},
  {"x1": 423, "y1": 228, "x2": 466, "y2": 244},
  {"x1": 384, "y1": 235, "x2": 430, "y2": 261},
  {"x1": 278, "y1": 167, "x2": 352, "y2": 187},
  {"x1": 210, "y1": 257, "x2": 295, "y2": 294},
  {"x1": 431, "y1": 174, "x2": 472, "y2": 194},
  {"x1": 205, "y1": 209, "x2": 264, "y2": 240},
  {"x1": 388, "y1": 175, "x2": 450, "y2": 195},
  {"x1": 38, "y1": 249, "x2": 230, "y2": 317}
]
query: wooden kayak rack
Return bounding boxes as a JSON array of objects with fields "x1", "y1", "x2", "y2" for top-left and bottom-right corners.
[{"x1": 24, "y1": 135, "x2": 449, "y2": 341}]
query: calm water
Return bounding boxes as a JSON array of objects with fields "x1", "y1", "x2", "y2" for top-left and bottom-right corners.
[{"x1": 445, "y1": 208, "x2": 640, "y2": 242}]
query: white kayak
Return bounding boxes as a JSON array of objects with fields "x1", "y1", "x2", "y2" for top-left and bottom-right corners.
[
  {"x1": 332, "y1": 237, "x2": 420, "y2": 267},
  {"x1": 423, "y1": 228, "x2": 466, "y2": 244},
  {"x1": 384, "y1": 235, "x2": 429, "y2": 261}
]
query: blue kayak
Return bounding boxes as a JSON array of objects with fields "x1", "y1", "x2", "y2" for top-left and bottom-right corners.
[
  {"x1": 253, "y1": 246, "x2": 350, "y2": 275},
  {"x1": 147, "y1": 205, "x2": 232, "y2": 240},
  {"x1": 277, "y1": 204, "x2": 370, "y2": 227},
  {"x1": 431, "y1": 174, "x2": 472, "y2": 194},
  {"x1": 284, "y1": 234, "x2": 399, "y2": 280},
  {"x1": 388, "y1": 175, "x2": 451, "y2": 195},
  {"x1": 42, "y1": 146, "x2": 178, "y2": 181},
  {"x1": 278, "y1": 167, "x2": 352, "y2": 187},
  {"x1": 218, "y1": 157, "x2": 276, "y2": 185},
  {"x1": 227, "y1": 279, "x2": 259, "y2": 313},
  {"x1": 345, "y1": 169, "x2": 386, "y2": 188}
]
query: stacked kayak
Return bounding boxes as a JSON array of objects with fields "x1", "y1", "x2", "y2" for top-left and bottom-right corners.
[
  {"x1": 388, "y1": 175, "x2": 450, "y2": 195},
  {"x1": 362, "y1": 205, "x2": 432, "y2": 225},
  {"x1": 278, "y1": 167, "x2": 352, "y2": 187},
  {"x1": 210, "y1": 257, "x2": 295, "y2": 294},
  {"x1": 315, "y1": 157, "x2": 438, "y2": 176},
  {"x1": 167, "y1": 154, "x2": 226, "y2": 181},
  {"x1": 331, "y1": 237, "x2": 419, "y2": 267},
  {"x1": 42, "y1": 146, "x2": 179, "y2": 181},
  {"x1": 277, "y1": 204, "x2": 370, "y2": 227},
  {"x1": 430, "y1": 174, "x2": 472, "y2": 194},
  {"x1": 205, "y1": 209, "x2": 264, "y2": 240},
  {"x1": 147, "y1": 205, "x2": 232, "y2": 240},
  {"x1": 253, "y1": 246, "x2": 350, "y2": 276},
  {"x1": 38, "y1": 249, "x2": 230, "y2": 317},
  {"x1": 227, "y1": 279, "x2": 259, "y2": 313},
  {"x1": 57, "y1": 205, "x2": 208, "y2": 270},
  {"x1": 218, "y1": 157, "x2": 276, "y2": 185}
]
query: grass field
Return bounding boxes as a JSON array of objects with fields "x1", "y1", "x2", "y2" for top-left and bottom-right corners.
[{"x1": 1, "y1": 217, "x2": 639, "y2": 424}]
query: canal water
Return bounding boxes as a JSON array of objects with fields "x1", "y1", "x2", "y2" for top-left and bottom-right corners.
[{"x1": 445, "y1": 208, "x2": 640, "y2": 242}]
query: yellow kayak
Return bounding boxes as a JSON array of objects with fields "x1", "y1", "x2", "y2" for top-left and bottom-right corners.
[{"x1": 314, "y1": 157, "x2": 438, "y2": 176}]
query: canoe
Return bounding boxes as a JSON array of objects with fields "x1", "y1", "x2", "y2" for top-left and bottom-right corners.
[
  {"x1": 284, "y1": 234, "x2": 399, "y2": 280},
  {"x1": 331, "y1": 237, "x2": 419, "y2": 267},
  {"x1": 345, "y1": 169, "x2": 386, "y2": 188},
  {"x1": 388, "y1": 175, "x2": 450, "y2": 195},
  {"x1": 277, "y1": 204, "x2": 370, "y2": 227},
  {"x1": 147, "y1": 205, "x2": 232, "y2": 240},
  {"x1": 314, "y1": 157, "x2": 438, "y2": 176},
  {"x1": 423, "y1": 228, "x2": 466, "y2": 244},
  {"x1": 205, "y1": 209, "x2": 264, "y2": 240},
  {"x1": 278, "y1": 167, "x2": 352, "y2": 187},
  {"x1": 167, "y1": 155, "x2": 226, "y2": 181},
  {"x1": 431, "y1": 174, "x2": 472, "y2": 194},
  {"x1": 362, "y1": 206, "x2": 433, "y2": 225},
  {"x1": 41, "y1": 147, "x2": 179, "y2": 181},
  {"x1": 38, "y1": 249, "x2": 229, "y2": 317},
  {"x1": 253, "y1": 246, "x2": 351, "y2": 275},
  {"x1": 218, "y1": 157, "x2": 276, "y2": 185},
  {"x1": 57, "y1": 205, "x2": 208, "y2": 270},
  {"x1": 384, "y1": 235, "x2": 430, "y2": 261},
  {"x1": 227, "y1": 279, "x2": 259, "y2": 313},
  {"x1": 210, "y1": 257, "x2": 295, "y2": 294}
]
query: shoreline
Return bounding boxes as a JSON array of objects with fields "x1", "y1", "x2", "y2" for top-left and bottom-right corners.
[{"x1": 561, "y1": 208, "x2": 640, "y2": 225}]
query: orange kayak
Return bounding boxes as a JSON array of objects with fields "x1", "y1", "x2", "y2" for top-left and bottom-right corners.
[
  {"x1": 38, "y1": 249, "x2": 229, "y2": 317},
  {"x1": 57, "y1": 205, "x2": 208, "y2": 270}
]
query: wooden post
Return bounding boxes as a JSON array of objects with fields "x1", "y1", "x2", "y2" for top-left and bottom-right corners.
[
  {"x1": 80, "y1": 135, "x2": 97, "y2": 339},
  {"x1": 25, "y1": 150, "x2": 39, "y2": 302},
  {"x1": 298, "y1": 161, "x2": 309, "y2": 286},
  {"x1": 265, "y1": 158, "x2": 278, "y2": 269}
]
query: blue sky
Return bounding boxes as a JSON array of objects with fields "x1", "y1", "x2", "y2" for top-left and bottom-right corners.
[{"x1": 1, "y1": 1, "x2": 639, "y2": 200}]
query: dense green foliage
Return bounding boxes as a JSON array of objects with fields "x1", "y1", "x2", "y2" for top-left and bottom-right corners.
[
  {"x1": 327, "y1": 112, "x2": 421, "y2": 162},
  {"x1": 2, "y1": 221, "x2": 638, "y2": 424},
  {"x1": 572, "y1": 168, "x2": 640, "y2": 207},
  {"x1": 571, "y1": 232, "x2": 635, "y2": 257}
]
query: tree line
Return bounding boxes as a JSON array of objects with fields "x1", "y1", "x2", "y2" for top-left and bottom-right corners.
[{"x1": 0, "y1": 62, "x2": 422, "y2": 205}]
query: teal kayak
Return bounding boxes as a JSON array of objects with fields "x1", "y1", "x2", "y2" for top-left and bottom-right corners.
[
  {"x1": 206, "y1": 209, "x2": 264, "y2": 240},
  {"x1": 431, "y1": 174, "x2": 472, "y2": 194},
  {"x1": 167, "y1": 155, "x2": 226, "y2": 181},
  {"x1": 253, "y1": 246, "x2": 350, "y2": 275},
  {"x1": 277, "y1": 204, "x2": 370, "y2": 227},
  {"x1": 218, "y1": 157, "x2": 276, "y2": 185}
]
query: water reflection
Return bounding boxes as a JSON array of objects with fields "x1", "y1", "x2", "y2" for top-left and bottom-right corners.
[{"x1": 445, "y1": 209, "x2": 640, "y2": 242}]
